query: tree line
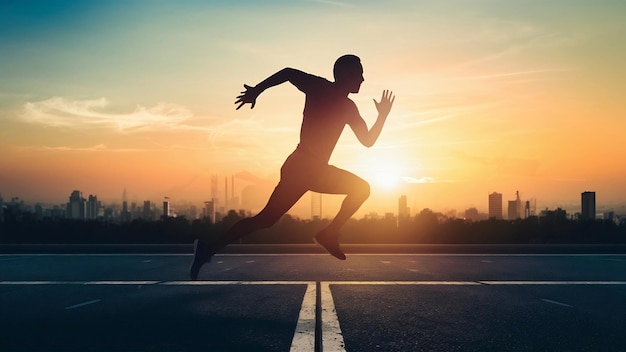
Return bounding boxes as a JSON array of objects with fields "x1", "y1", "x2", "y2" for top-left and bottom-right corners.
[{"x1": 1, "y1": 208, "x2": 625, "y2": 244}]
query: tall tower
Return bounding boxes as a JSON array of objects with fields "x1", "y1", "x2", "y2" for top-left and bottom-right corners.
[
  {"x1": 398, "y1": 195, "x2": 410, "y2": 218},
  {"x1": 121, "y1": 188, "x2": 131, "y2": 222},
  {"x1": 67, "y1": 190, "x2": 86, "y2": 220},
  {"x1": 224, "y1": 176, "x2": 229, "y2": 210},
  {"x1": 311, "y1": 192, "x2": 322, "y2": 220},
  {"x1": 581, "y1": 191, "x2": 596, "y2": 220},
  {"x1": 143, "y1": 201, "x2": 152, "y2": 221},
  {"x1": 515, "y1": 191, "x2": 522, "y2": 219},
  {"x1": 0, "y1": 193, "x2": 4, "y2": 223},
  {"x1": 87, "y1": 195, "x2": 99, "y2": 220},
  {"x1": 488, "y1": 192, "x2": 503, "y2": 220},
  {"x1": 163, "y1": 197, "x2": 170, "y2": 219},
  {"x1": 204, "y1": 200, "x2": 215, "y2": 223}
]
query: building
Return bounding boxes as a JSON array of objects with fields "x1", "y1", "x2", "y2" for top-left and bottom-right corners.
[
  {"x1": 66, "y1": 190, "x2": 85, "y2": 220},
  {"x1": 581, "y1": 191, "x2": 596, "y2": 220},
  {"x1": 163, "y1": 197, "x2": 170, "y2": 219},
  {"x1": 120, "y1": 189, "x2": 131, "y2": 222},
  {"x1": 86, "y1": 195, "x2": 99, "y2": 220},
  {"x1": 398, "y1": 195, "x2": 410, "y2": 226},
  {"x1": 488, "y1": 192, "x2": 503, "y2": 220},
  {"x1": 0, "y1": 193, "x2": 4, "y2": 222},
  {"x1": 142, "y1": 201, "x2": 153, "y2": 221},
  {"x1": 311, "y1": 192, "x2": 322, "y2": 220},
  {"x1": 398, "y1": 195, "x2": 410, "y2": 218},
  {"x1": 204, "y1": 200, "x2": 215, "y2": 223}
]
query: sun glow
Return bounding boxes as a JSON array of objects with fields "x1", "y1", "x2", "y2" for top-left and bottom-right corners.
[{"x1": 352, "y1": 148, "x2": 411, "y2": 192}]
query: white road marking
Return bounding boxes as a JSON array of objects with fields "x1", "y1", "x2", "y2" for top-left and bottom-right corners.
[
  {"x1": 84, "y1": 281, "x2": 160, "y2": 285},
  {"x1": 542, "y1": 299, "x2": 573, "y2": 308},
  {"x1": 326, "y1": 281, "x2": 481, "y2": 285},
  {"x1": 160, "y1": 281, "x2": 314, "y2": 285},
  {"x1": 380, "y1": 261, "x2": 392, "y2": 264},
  {"x1": 2, "y1": 280, "x2": 626, "y2": 286},
  {"x1": 289, "y1": 284, "x2": 316, "y2": 352},
  {"x1": 481, "y1": 260, "x2": 493, "y2": 263},
  {"x1": 321, "y1": 282, "x2": 346, "y2": 352},
  {"x1": 142, "y1": 260, "x2": 152, "y2": 263},
  {"x1": 65, "y1": 299, "x2": 101, "y2": 310},
  {"x1": 479, "y1": 281, "x2": 626, "y2": 285}
]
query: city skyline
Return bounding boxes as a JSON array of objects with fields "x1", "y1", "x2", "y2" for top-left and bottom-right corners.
[
  {"x1": 1, "y1": 1, "x2": 625, "y2": 217},
  {"x1": 1, "y1": 186, "x2": 618, "y2": 224}
]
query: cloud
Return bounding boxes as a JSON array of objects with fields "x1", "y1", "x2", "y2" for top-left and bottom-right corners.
[
  {"x1": 14, "y1": 144, "x2": 150, "y2": 153},
  {"x1": 20, "y1": 97, "x2": 208, "y2": 133},
  {"x1": 401, "y1": 176, "x2": 456, "y2": 184}
]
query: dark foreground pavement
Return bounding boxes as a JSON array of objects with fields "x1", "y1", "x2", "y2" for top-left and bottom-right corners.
[{"x1": 1, "y1": 249, "x2": 625, "y2": 351}]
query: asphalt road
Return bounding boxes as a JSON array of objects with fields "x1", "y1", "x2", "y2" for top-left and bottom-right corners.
[{"x1": 1, "y1": 250, "x2": 625, "y2": 351}]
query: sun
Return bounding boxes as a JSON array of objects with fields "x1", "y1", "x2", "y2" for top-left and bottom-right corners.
[{"x1": 373, "y1": 171, "x2": 400, "y2": 190}]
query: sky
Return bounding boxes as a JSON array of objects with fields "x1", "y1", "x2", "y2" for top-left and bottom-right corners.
[{"x1": 1, "y1": 0, "x2": 625, "y2": 218}]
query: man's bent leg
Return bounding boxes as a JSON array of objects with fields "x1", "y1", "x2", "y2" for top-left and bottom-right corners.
[
  {"x1": 190, "y1": 180, "x2": 306, "y2": 280},
  {"x1": 311, "y1": 166, "x2": 370, "y2": 260}
]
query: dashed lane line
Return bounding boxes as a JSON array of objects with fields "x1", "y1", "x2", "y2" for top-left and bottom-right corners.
[
  {"x1": 541, "y1": 299, "x2": 573, "y2": 308},
  {"x1": 65, "y1": 299, "x2": 101, "y2": 310}
]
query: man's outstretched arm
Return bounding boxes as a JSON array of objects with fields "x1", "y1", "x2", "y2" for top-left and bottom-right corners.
[
  {"x1": 235, "y1": 68, "x2": 311, "y2": 110},
  {"x1": 349, "y1": 90, "x2": 395, "y2": 147}
]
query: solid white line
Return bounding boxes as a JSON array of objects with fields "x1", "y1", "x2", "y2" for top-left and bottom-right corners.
[
  {"x1": 542, "y1": 299, "x2": 573, "y2": 308},
  {"x1": 321, "y1": 282, "x2": 346, "y2": 352},
  {"x1": 479, "y1": 281, "x2": 626, "y2": 285},
  {"x1": 289, "y1": 284, "x2": 316, "y2": 352},
  {"x1": 65, "y1": 299, "x2": 101, "y2": 310},
  {"x1": 84, "y1": 281, "x2": 160, "y2": 285},
  {"x1": 326, "y1": 281, "x2": 481, "y2": 285},
  {"x1": 2, "y1": 280, "x2": 626, "y2": 286},
  {"x1": 160, "y1": 281, "x2": 314, "y2": 285}
]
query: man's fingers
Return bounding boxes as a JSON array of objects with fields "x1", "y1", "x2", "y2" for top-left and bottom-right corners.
[{"x1": 236, "y1": 102, "x2": 244, "y2": 110}]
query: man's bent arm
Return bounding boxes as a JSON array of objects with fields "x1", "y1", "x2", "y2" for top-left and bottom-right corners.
[{"x1": 350, "y1": 90, "x2": 395, "y2": 147}]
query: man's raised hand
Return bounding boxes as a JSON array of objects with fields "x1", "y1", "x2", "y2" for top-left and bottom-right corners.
[
  {"x1": 373, "y1": 89, "x2": 395, "y2": 118},
  {"x1": 235, "y1": 84, "x2": 260, "y2": 110}
]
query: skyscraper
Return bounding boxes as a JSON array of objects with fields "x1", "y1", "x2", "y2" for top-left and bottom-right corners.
[
  {"x1": 163, "y1": 197, "x2": 170, "y2": 219},
  {"x1": 204, "y1": 200, "x2": 215, "y2": 223},
  {"x1": 67, "y1": 190, "x2": 85, "y2": 220},
  {"x1": 488, "y1": 192, "x2": 503, "y2": 220},
  {"x1": 0, "y1": 193, "x2": 4, "y2": 223},
  {"x1": 398, "y1": 195, "x2": 410, "y2": 218},
  {"x1": 143, "y1": 201, "x2": 152, "y2": 221},
  {"x1": 86, "y1": 195, "x2": 99, "y2": 220},
  {"x1": 311, "y1": 192, "x2": 322, "y2": 220},
  {"x1": 581, "y1": 191, "x2": 596, "y2": 220},
  {"x1": 121, "y1": 188, "x2": 131, "y2": 222}
]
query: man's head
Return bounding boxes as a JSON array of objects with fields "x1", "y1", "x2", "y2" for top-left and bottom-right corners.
[{"x1": 333, "y1": 54, "x2": 364, "y2": 93}]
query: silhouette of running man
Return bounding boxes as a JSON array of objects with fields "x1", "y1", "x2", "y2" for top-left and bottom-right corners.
[{"x1": 190, "y1": 54, "x2": 394, "y2": 280}]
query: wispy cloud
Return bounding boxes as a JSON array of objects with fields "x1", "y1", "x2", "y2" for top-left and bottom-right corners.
[
  {"x1": 401, "y1": 176, "x2": 457, "y2": 184},
  {"x1": 14, "y1": 144, "x2": 150, "y2": 153},
  {"x1": 456, "y1": 68, "x2": 573, "y2": 81},
  {"x1": 310, "y1": 0, "x2": 354, "y2": 7},
  {"x1": 19, "y1": 97, "x2": 208, "y2": 133}
]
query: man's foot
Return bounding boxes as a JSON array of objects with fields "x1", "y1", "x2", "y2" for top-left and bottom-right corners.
[
  {"x1": 314, "y1": 231, "x2": 346, "y2": 260},
  {"x1": 189, "y1": 239, "x2": 214, "y2": 280}
]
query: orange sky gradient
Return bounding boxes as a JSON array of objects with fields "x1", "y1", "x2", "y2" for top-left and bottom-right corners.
[{"x1": 1, "y1": 1, "x2": 625, "y2": 218}]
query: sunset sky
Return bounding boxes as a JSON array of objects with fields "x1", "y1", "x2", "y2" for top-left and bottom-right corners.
[{"x1": 1, "y1": 0, "x2": 625, "y2": 218}]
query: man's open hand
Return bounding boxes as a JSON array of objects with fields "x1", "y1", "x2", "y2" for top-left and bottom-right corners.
[
  {"x1": 235, "y1": 84, "x2": 261, "y2": 110},
  {"x1": 373, "y1": 90, "x2": 395, "y2": 118}
]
